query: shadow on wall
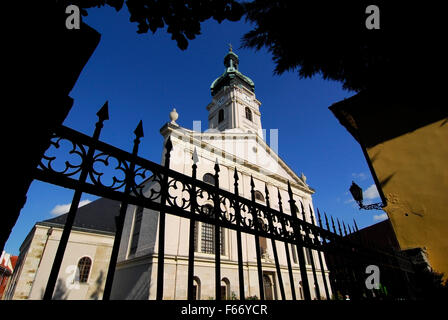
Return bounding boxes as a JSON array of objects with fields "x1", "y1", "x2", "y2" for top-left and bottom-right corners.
[
  {"x1": 380, "y1": 173, "x2": 395, "y2": 189},
  {"x1": 110, "y1": 257, "x2": 153, "y2": 300},
  {"x1": 128, "y1": 268, "x2": 151, "y2": 300},
  {"x1": 90, "y1": 270, "x2": 104, "y2": 300},
  {"x1": 39, "y1": 279, "x2": 71, "y2": 300},
  {"x1": 38, "y1": 271, "x2": 105, "y2": 300},
  {"x1": 441, "y1": 118, "x2": 448, "y2": 127}
]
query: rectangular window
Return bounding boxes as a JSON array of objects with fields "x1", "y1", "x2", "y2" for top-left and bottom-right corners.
[
  {"x1": 291, "y1": 244, "x2": 298, "y2": 264},
  {"x1": 201, "y1": 223, "x2": 214, "y2": 253},
  {"x1": 304, "y1": 247, "x2": 312, "y2": 265},
  {"x1": 129, "y1": 206, "x2": 143, "y2": 255},
  {"x1": 200, "y1": 223, "x2": 225, "y2": 255}
]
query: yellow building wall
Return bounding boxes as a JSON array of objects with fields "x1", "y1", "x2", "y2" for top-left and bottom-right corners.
[{"x1": 366, "y1": 118, "x2": 448, "y2": 279}]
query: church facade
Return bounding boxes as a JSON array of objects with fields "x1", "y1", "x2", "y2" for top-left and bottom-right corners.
[{"x1": 111, "y1": 49, "x2": 331, "y2": 300}]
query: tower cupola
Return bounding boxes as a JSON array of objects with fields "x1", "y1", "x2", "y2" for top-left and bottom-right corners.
[{"x1": 207, "y1": 47, "x2": 262, "y2": 134}]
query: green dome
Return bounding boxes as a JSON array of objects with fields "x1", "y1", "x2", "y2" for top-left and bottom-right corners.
[{"x1": 210, "y1": 49, "x2": 255, "y2": 96}]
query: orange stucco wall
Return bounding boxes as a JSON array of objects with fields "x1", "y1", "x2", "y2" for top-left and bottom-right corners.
[{"x1": 366, "y1": 118, "x2": 448, "y2": 279}]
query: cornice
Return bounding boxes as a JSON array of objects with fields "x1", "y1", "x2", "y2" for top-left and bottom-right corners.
[{"x1": 159, "y1": 124, "x2": 314, "y2": 196}]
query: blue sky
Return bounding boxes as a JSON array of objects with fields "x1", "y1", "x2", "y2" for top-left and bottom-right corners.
[{"x1": 5, "y1": 6, "x2": 387, "y2": 256}]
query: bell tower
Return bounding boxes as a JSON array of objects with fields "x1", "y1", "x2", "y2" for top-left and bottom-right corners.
[{"x1": 207, "y1": 46, "x2": 263, "y2": 135}]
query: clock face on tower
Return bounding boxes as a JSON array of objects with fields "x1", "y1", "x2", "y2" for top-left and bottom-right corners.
[
  {"x1": 217, "y1": 96, "x2": 225, "y2": 106},
  {"x1": 243, "y1": 94, "x2": 251, "y2": 103}
]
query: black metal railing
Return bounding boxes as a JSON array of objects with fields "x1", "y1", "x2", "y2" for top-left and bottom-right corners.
[{"x1": 33, "y1": 102, "x2": 415, "y2": 301}]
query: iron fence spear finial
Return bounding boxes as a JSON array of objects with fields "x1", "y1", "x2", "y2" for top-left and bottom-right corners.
[
  {"x1": 192, "y1": 147, "x2": 199, "y2": 165},
  {"x1": 353, "y1": 219, "x2": 359, "y2": 232},
  {"x1": 134, "y1": 120, "x2": 144, "y2": 139},
  {"x1": 96, "y1": 101, "x2": 109, "y2": 122},
  {"x1": 331, "y1": 216, "x2": 337, "y2": 234},
  {"x1": 277, "y1": 188, "x2": 283, "y2": 212},
  {"x1": 287, "y1": 181, "x2": 298, "y2": 219},
  {"x1": 308, "y1": 204, "x2": 315, "y2": 223},
  {"x1": 214, "y1": 158, "x2": 220, "y2": 174},
  {"x1": 287, "y1": 180, "x2": 293, "y2": 197},
  {"x1": 300, "y1": 201, "x2": 306, "y2": 221},
  {"x1": 310, "y1": 207, "x2": 316, "y2": 226},
  {"x1": 264, "y1": 183, "x2": 270, "y2": 203},
  {"x1": 191, "y1": 147, "x2": 199, "y2": 180},
  {"x1": 233, "y1": 167, "x2": 239, "y2": 185},
  {"x1": 317, "y1": 208, "x2": 323, "y2": 228},
  {"x1": 324, "y1": 212, "x2": 330, "y2": 231},
  {"x1": 336, "y1": 218, "x2": 343, "y2": 236},
  {"x1": 91, "y1": 101, "x2": 110, "y2": 140},
  {"x1": 214, "y1": 159, "x2": 220, "y2": 188}
]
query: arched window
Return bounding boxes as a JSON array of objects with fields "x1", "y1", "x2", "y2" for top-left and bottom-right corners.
[
  {"x1": 77, "y1": 257, "x2": 92, "y2": 283},
  {"x1": 221, "y1": 278, "x2": 230, "y2": 300},
  {"x1": 245, "y1": 107, "x2": 252, "y2": 121},
  {"x1": 254, "y1": 190, "x2": 264, "y2": 202},
  {"x1": 193, "y1": 276, "x2": 201, "y2": 300},
  {"x1": 203, "y1": 173, "x2": 215, "y2": 185},
  {"x1": 218, "y1": 109, "x2": 224, "y2": 123}
]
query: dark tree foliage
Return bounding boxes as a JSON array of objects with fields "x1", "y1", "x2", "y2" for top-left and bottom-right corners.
[
  {"x1": 71, "y1": 0, "x2": 244, "y2": 50},
  {"x1": 242, "y1": 1, "x2": 442, "y2": 92}
]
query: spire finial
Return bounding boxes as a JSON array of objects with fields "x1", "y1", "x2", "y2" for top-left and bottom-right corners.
[{"x1": 228, "y1": 43, "x2": 233, "y2": 52}]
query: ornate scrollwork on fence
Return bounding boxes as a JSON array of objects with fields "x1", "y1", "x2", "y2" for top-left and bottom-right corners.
[
  {"x1": 166, "y1": 177, "x2": 192, "y2": 211},
  {"x1": 39, "y1": 134, "x2": 87, "y2": 178},
  {"x1": 35, "y1": 103, "x2": 415, "y2": 302},
  {"x1": 88, "y1": 151, "x2": 128, "y2": 191}
]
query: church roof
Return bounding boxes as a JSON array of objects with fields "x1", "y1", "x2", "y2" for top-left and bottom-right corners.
[{"x1": 37, "y1": 197, "x2": 120, "y2": 235}]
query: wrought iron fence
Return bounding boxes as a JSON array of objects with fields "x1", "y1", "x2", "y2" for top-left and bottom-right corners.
[{"x1": 33, "y1": 102, "x2": 415, "y2": 300}]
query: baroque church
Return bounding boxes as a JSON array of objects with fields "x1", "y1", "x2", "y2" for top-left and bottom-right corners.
[
  {"x1": 110, "y1": 48, "x2": 331, "y2": 300},
  {"x1": 5, "y1": 48, "x2": 330, "y2": 300}
]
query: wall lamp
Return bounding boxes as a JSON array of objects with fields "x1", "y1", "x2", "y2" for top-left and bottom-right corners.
[{"x1": 349, "y1": 181, "x2": 385, "y2": 211}]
